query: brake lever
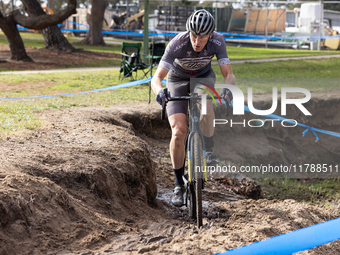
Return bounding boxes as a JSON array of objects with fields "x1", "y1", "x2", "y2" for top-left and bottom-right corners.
[{"x1": 161, "y1": 87, "x2": 168, "y2": 120}]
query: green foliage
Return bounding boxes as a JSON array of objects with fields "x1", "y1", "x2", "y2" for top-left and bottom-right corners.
[
  {"x1": 258, "y1": 178, "x2": 340, "y2": 206},
  {"x1": 212, "y1": 58, "x2": 340, "y2": 94},
  {"x1": 48, "y1": 0, "x2": 67, "y2": 13},
  {"x1": 324, "y1": 3, "x2": 340, "y2": 12},
  {"x1": 180, "y1": 0, "x2": 195, "y2": 6},
  {"x1": 226, "y1": 46, "x2": 335, "y2": 60},
  {"x1": 107, "y1": 0, "x2": 120, "y2": 9}
]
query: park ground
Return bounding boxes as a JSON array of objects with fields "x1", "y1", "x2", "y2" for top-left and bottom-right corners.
[{"x1": 0, "y1": 38, "x2": 340, "y2": 254}]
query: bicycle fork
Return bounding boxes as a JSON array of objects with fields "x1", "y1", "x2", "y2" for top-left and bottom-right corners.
[{"x1": 187, "y1": 120, "x2": 208, "y2": 183}]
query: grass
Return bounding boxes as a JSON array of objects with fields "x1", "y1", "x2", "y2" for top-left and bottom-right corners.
[
  {"x1": 0, "y1": 33, "x2": 122, "y2": 53},
  {"x1": 0, "y1": 32, "x2": 135, "y2": 54},
  {"x1": 226, "y1": 46, "x2": 337, "y2": 60},
  {"x1": 0, "y1": 75, "x2": 150, "y2": 137},
  {"x1": 0, "y1": 31, "x2": 338, "y2": 64},
  {"x1": 226, "y1": 58, "x2": 340, "y2": 78},
  {"x1": 0, "y1": 57, "x2": 339, "y2": 138},
  {"x1": 214, "y1": 58, "x2": 340, "y2": 94},
  {"x1": 1, "y1": 31, "x2": 340, "y2": 204},
  {"x1": 257, "y1": 178, "x2": 340, "y2": 207}
]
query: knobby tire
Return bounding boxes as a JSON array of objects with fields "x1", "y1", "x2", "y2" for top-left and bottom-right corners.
[{"x1": 193, "y1": 132, "x2": 203, "y2": 228}]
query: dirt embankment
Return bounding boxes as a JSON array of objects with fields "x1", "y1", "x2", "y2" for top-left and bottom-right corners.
[
  {"x1": 0, "y1": 105, "x2": 158, "y2": 255},
  {"x1": 0, "y1": 99, "x2": 340, "y2": 255},
  {"x1": 213, "y1": 94, "x2": 340, "y2": 168}
]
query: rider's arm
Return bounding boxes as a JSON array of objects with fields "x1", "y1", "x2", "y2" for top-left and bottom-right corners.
[
  {"x1": 151, "y1": 67, "x2": 169, "y2": 95},
  {"x1": 220, "y1": 64, "x2": 235, "y2": 85},
  {"x1": 212, "y1": 33, "x2": 235, "y2": 86}
]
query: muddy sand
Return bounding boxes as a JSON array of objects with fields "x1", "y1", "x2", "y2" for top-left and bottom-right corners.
[{"x1": 0, "y1": 97, "x2": 340, "y2": 255}]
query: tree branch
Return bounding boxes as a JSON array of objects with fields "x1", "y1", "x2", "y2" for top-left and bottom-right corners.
[{"x1": 11, "y1": 0, "x2": 77, "y2": 30}]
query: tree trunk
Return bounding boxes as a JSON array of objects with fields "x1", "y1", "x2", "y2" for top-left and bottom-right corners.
[
  {"x1": 21, "y1": 0, "x2": 76, "y2": 52},
  {"x1": 0, "y1": 12, "x2": 32, "y2": 61},
  {"x1": 41, "y1": 26, "x2": 76, "y2": 51},
  {"x1": 80, "y1": 0, "x2": 108, "y2": 45},
  {"x1": 0, "y1": 0, "x2": 76, "y2": 61}
]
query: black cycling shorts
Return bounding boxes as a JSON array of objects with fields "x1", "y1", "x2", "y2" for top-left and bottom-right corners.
[{"x1": 166, "y1": 69, "x2": 216, "y2": 117}]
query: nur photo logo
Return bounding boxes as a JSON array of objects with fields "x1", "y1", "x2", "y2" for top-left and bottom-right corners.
[{"x1": 199, "y1": 84, "x2": 312, "y2": 129}]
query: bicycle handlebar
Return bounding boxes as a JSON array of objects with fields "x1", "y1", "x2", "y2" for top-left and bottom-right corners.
[
  {"x1": 161, "y1": 87, "x2": 230, "y2": 120},
  {"x1": 161, "y1": 88, "x2": 192, "y2": 120}
]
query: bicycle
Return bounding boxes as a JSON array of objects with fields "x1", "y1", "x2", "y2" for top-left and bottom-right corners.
[{"x1": 161, "y1": 87, "x2": 227, "y2": 228}]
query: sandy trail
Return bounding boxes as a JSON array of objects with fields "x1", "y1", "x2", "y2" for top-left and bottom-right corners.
[{"x1": 1, "y1": 99, "x2": 339, "y2": 254}]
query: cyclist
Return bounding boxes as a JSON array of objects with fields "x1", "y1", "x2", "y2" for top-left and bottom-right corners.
[{"x1": 151, "y1": 9, "x2": 235, "y2": 207}]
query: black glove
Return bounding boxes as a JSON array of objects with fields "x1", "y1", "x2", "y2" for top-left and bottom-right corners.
[
  {"x1": 156, "y1": 88, "x2": 170, "y2": 105},
  {"x1": 220, "y1": 88, "x2": 233, "y2": 102}
]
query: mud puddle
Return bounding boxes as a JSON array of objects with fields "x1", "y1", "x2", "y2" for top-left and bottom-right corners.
[{"x1": 89, "y1": 185, "x2": 241, "y2": 255}]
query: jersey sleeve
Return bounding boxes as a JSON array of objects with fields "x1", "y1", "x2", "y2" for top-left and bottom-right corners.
[
  {"x1": 159, "y1": 36, "x2": 177, "y2": 71},
  {"x1": 211, "y1": 33, "x2": 231, "y2": 66}
]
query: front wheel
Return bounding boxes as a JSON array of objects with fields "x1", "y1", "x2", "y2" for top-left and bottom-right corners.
[
  {"x1": 187, "y1": 183, "x2": 196, "y2": 219},
  {"x1": 193, "y1": 132, "x2": 203, "y2": 228}
]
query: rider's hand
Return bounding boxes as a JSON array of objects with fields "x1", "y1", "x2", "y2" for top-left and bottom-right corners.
[
  {"x1": 220, "y1": 88, "x2": 233, "y2": 102},
  {"x1": 156, "y1": 88, "x2": 170, "y2": 105}
]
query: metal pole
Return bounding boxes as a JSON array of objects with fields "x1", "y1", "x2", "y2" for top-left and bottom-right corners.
[
  {"x1": 148, "y1": 36, "x2": 154, "y2": 104},
  {"x1": 143, "y1": 0, "x2": 150, "y2": 102},
  {"x1": 215, "y1": 0, "x2": 218, "y2": 31},
  {"x1": 317, "y1": 0, "x2": 323, "y2": 51},
  {"x1": 127, "y1": 0, "x2": 129, "y2": 18},
  {"x1": 143, "y1": 0, "x2": 149, "y2": 55},
  {"x1": 11, "y1": 0, "x2": 14, "y2": 11},
  {"x1": 265, "y1": 1, "x2": 268, "y2": 48},
  {"x1": 295, "y1": 9, "x2": 298, "y2": 28},
  {"x1": 170, "y1": 0, "x2": 173, "y2": 31},
  {"x1": 126, "y1": 0, "x2": 129, "y2": 40}
]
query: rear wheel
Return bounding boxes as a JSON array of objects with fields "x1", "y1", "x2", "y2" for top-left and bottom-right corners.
[{"x1": 193, "y1": 132, "x2": 203, "y2": 228}]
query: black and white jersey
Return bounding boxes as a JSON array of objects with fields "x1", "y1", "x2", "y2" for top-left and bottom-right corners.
[{"x1": 159, "y1": 31, "x2": 230, "y2": 78}]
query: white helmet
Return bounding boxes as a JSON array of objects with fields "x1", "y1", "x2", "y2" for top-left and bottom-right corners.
[{"x1": 186, "y1": 9, "x2": 215, "y2": 35}]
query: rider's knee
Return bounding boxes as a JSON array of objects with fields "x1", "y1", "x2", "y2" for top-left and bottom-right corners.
[{"x1": 171, "y1": 125, "x2": 187, "y2": 142}]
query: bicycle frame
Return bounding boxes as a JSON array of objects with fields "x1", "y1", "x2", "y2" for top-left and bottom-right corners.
[
  {"x1": 187, "y1": 93, "x2": 208, "y2": 183},
  {"x1": 161, "y1": 87, "x2": 220, "y2": 183},
  {"x1": 161, "y1": 87, "x2": 221, "y2": 227}
]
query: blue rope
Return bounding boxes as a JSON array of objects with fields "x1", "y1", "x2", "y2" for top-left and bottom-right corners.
[
  {"x1": 16, "y1": 25, "x2": 340, "y2": 40},
  {"x1": 160, "y1": 85, "x2": 340, "y2": 141},
  {"x1": 224, "y1": 100, "x2": 340, "y2": 141},
  {"x1": 0, "y1": 78, "x2": 151, "y2": 100},
  {"x1": 215, "y1": 217, "x2": 340, "y2": 255},
  {"x1": 2, "y1": 70, "x2": 339, "y2": 141},
  {"x1": 64, "y1": 20, "x2": 89, "y2": 28}
]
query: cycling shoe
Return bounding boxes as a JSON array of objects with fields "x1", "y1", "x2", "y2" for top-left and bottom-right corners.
[
  {"x1": 206, "y1": 151, "x2": 219, "y2": 165},
  {"x1": 171, "y1": 185, "x2": 184, "y2": 207}
]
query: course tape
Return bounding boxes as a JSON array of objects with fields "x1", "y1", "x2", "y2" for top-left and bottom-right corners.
[
  {"x1": 215, "y1": 217, "x2": 340, "y2": 255},
  {"x1": 221, "y1": 101, "x2": 340, "y2": 140},
  {"x1": 0, "y1": 78, "x2": 151, "y2": 100},
  {"x1": 65, "y1": 20, "x2": 89, "y2": 28},
  {"x1": 16, "y1": 24, "x2": 339, "y2": 40},
  {"x1": 2, "y1": 75, "x2": 338, "y2": 140},
  {"x1": 218, "y1": 31, "x2": 340, "y2": 40},
  {"x1": 163, "y1": 81, "x2": 339, "y2": 140},
  {"x1": 241, "y1": 104, "x2": 340, "y2": 140},
  {"x1": 163, "y1": 82, "x2": 340, "y2": 140}
]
